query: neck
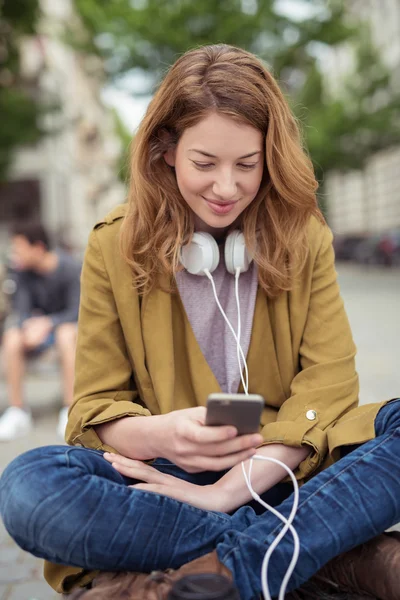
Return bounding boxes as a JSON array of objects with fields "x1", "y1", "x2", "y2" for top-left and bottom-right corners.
[{"x1": 193, "y1": 217, "x2": 228, "y2": 241}]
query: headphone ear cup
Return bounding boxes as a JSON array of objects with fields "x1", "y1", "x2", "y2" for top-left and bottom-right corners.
[
  {"x1": 225, "y1": 230, "x2": 252, "y2": 274},
  {"x1": 180, "y1": 232, "x2": 220, "y2": 275}
]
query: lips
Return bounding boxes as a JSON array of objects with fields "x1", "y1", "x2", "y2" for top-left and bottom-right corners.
[
  {"x1": 203, "y1": 197, "x2": 237, "y2": 206},
  {"x1": 203, "y1": 197, "x2": 237, "y2": 215},
  {"x1": 204, "y1": 198, "x2": 236, "y2": 206}
]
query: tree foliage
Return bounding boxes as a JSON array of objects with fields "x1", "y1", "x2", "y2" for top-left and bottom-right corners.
[
  {"x1": 72, "y1": 0, "x2": 400, "y2": 183},
  {"x1": 0, "y1": 0, "x2": 43, "y2": 181}
]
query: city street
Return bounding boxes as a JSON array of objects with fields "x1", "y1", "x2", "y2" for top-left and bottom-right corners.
[{"x1": 0, "y1": 264, "x2": 398, "y2": 599}]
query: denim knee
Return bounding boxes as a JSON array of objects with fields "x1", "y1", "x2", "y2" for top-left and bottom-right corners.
[
  {"x1": 1, "y1": 448, "x2": 46, "y2": 538},
  {"x1": 0, "y1": 445, "x2": 75, "y2": 544},
  {"x1": 375, "y1": 398, "x2": 400, "y2": 437},
  {"x1": 0, "y1": 444, "x2": 124, "y2": 547}
]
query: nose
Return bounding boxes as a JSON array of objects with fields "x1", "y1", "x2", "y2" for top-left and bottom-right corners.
[{"x1": 212, "y1": 170, "x2": 237, "y2": 201}]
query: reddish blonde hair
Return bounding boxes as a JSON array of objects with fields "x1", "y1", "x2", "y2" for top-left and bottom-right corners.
[{"x1": 120, "y1": 44, "x2": 323, "y2": 296}]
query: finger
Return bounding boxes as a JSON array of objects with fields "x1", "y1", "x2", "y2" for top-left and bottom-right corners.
[
  {"x1": 103, "y1": 453, "x2": 157, "y2": 471},
  {"x1": 103, "y1": 453, "x2": 150, "y2": 470},
  {"x1": 103, "y1": 452, "x2": 143, "y2": 467},
  {"x1": 110, "y1": 461, "x2": 165, "y2": 483},
  {"x1": 103, "y1": 452, "x2": 160, "y2": 476},
  {"x1": 184, "y1": 420, "x2": 238, "y2": 445},
  {"x1": 105, "y1": 455, "x2": 174, "y2": 485}
]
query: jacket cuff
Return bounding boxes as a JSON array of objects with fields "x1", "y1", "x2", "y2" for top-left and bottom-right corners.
[
  {"x1": 260, "y1": 418, "x2": 328, "y2": 479},
  {"x1": 70, "y1": 401, "x2": 151, "y2": 451}
]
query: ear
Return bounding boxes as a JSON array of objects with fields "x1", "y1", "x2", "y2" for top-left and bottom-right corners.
[
  {"x1": 158, "y1": 127, "x2": 177, "y2": 167},
  {"x1": 164, "y1": 146, "x2": 176, "y2": 167}
]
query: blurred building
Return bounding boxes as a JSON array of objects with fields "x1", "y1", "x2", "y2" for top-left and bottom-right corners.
[
  {"x1": 324, "y1": 0, "x2": 400, "y2": 235},
  {"x1": 0, "y1": 0, "x2": 125, "y2": 256}
]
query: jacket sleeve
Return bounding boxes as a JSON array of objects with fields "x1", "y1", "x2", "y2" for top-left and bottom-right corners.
[
  {"x1": 65, "y1": 228, "x2": 151, "y2": 450},
  {"x1": 260, "y1": 226, "x2": 359, "y2": 479}
]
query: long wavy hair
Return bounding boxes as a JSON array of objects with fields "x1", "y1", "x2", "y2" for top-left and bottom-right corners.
[{"x1": 120, "y1": 44, "x2": 324, "y2": 297}]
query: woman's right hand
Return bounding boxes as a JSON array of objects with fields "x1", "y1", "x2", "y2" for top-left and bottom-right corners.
[{"x1": 152, "y1": 407, "x2": 263, "y2": 473}]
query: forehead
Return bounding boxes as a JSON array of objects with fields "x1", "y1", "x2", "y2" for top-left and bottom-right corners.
[{"x1": 179, "y1": 112, "x2": 263, "y2": 157}]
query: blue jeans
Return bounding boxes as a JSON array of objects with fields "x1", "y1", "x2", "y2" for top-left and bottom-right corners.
[{"x1": 0, "y1": 400, "x2": 400, "y2": 600}]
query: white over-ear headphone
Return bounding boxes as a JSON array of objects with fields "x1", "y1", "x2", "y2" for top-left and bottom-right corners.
[{"x1": 180, "y1": 230, "x2": 252, "y2": 275}]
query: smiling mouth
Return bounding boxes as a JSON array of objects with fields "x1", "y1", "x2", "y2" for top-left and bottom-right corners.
[{"x1": 202, "y1": 197, "x2": 237, "y2": 206}]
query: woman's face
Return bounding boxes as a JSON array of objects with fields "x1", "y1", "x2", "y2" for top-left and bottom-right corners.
[{"x1": 164, "y1": 112, "x2": 264, "y2": 236}]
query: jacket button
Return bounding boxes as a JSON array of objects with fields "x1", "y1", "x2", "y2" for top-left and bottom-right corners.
[{"x1": 306, "y1": 410, "x2": 317, "y2": 421}]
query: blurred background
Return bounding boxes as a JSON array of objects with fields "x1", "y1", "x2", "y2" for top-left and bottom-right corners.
[
  {"x1": 1, "y1": 0, "x2": 400, "y2": 259},
  {"x1": 0, "y1": 0, "x2": 399, "y2": 598}
]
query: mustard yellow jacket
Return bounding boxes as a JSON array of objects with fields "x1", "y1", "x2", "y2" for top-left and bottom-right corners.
[{"x1": 45, "y1": 204, "x2": 388, "y2": 593}]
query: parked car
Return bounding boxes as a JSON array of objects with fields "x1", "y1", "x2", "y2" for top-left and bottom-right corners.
[
  {"x1": 353, "y1": 235, "x2": 382, "y2": 265},
  {"x1": 378, "y1": 230, "x2": 400, "y2": 266},
  {"x1": 334, "y1": 230, "x2": 400, "y2": 266},
  {"x1": 333, "y1": 234, "x2": 368, "y2": 261}
]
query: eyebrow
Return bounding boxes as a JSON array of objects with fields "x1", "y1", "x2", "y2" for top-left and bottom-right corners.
[{"x1": 188, "y1": 149, "x2": 262, "y2": 159}]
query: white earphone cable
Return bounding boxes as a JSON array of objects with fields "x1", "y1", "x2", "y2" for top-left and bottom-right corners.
[
  {"x1": 242, "y1": 456, "x2": 300, "y2": 600},
  {"x1": 205, "y1": 265, "x2": 300, "y2": 600},
  {"x1": 204, "y1": 269, "x2": 248, "y2": 394},
  {"x1": 234, "y1": 268, "x2": 248, "y2": 394}
]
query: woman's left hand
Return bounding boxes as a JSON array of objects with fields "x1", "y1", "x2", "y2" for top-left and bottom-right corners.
[{"x1": 103, "y1": 452, "x2": 229, "y2": 512}]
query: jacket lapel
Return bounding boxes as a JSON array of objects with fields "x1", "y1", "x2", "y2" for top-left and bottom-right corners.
[
  {"x1": 141, "y1": 276, "x2": 221, "y2": 413},
  {"x1": 173, "y1": 291, "x2": 222, "y2": 405},
  {"x1": 141, "y1": 277, "x2": 176, "y2": 413},
  {"x1": 241, "y1": 287, "x2": 286, "y2": 406}
]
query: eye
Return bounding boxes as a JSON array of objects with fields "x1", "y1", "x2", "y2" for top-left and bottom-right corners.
[
  {"x1": 192, "y1": 161, "x2": 258, "y2": 170},
  {"x1": 238, "y1": 163, "x2": 258, "y2": 170},
  {"x1": 192, "y1": 162, "x2": 214, "y2": 169}
]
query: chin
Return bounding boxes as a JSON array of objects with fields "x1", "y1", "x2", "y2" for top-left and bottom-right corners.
[{"x1": 203, "y1": 216, "x2": 235, "y2": 229}]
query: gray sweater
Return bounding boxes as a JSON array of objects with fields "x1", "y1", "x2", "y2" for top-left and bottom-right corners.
[{"x1": 176, "y1": 254, "x2": 258, "y2": 394}]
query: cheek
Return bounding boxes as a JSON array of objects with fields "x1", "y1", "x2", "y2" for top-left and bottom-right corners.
[
  {"x1": 245, "y1": 169, "x2": 263, "y2": 196},
  {"x1": 177, "y1": 167, "x2": 209, "y2": 196}
]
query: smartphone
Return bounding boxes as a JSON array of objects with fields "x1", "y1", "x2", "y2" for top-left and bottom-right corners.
[{"x1": 205, "y1": 393, "x2": 264, "y2": 435}]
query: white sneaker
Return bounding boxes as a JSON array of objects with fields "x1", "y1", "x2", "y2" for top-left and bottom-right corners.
[
  {"x1": 57, "y1": 406, "x2": 69, "y2": 440},
  {"x1": 0, "y1": 406, "x2": 33, "y2": 442}
]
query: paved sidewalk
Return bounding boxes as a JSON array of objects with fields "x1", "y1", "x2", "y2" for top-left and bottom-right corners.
[
  {"x1": 0, "y1": 368, "x2": 62, "y2": 600},
  {"x1": 0, "y1": 519, "x2": 59, "y2": 600},
  {"x1": 0, "y1": 264, "x2": 398, "y2": 599}
]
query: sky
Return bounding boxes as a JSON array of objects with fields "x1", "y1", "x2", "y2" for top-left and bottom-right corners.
[{"x1": 101, "y1": 85, "x2": 151, "y2": 134}]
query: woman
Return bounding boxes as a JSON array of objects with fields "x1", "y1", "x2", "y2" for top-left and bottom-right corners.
[{"x1": 0, "y1": 44, "x2": 399, "y2": 600}]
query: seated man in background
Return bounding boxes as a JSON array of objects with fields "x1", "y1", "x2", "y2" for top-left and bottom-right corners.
[
  {"x1": 0, "y1": 221, "x2": 81, "y2": 441},
  {"x1": 0, "y1": 263, "x2": 11, "y2": 337}
]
